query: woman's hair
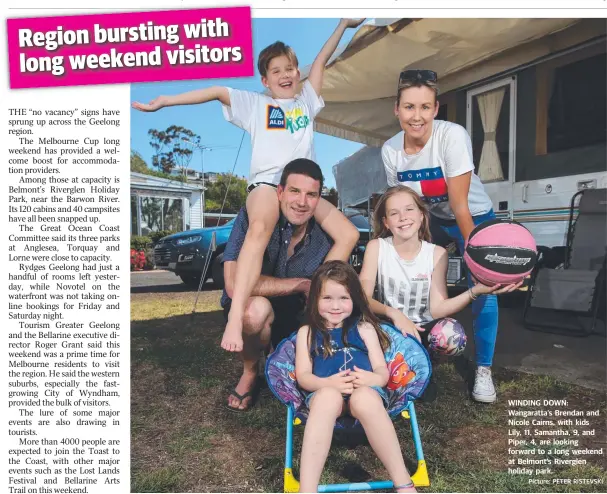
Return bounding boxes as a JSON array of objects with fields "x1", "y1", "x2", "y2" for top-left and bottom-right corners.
[
  {"x1": 396, "y1": 79, "x2": 439, "y2": 106},
  {"x1": 373, "y1": 185, "x2": 432, "y2": 242},
  {"x1": 305, "y1": 260, "x2": 390, "y2": 358}
]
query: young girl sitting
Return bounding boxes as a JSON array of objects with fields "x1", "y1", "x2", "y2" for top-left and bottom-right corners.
[
  {"x1": 295, "y1": 261, "x2": 416, "y2": 493},
  {"x1": 359, "y1": 185, "x2": 520, "y2": 358}
]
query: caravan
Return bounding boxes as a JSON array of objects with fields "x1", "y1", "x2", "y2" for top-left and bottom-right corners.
[{"x1": 315, "y1": 18, "x2": 606, "y2": 252}]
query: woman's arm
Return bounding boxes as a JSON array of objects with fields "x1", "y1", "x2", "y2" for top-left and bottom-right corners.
[
  {"x1": 359, "y1": 239, "x2": 422, "y2": 341},
  {"x1": 446, "y1": 172, "x2": 475, "y2": 241},
  {"x1": 132, "y1": 86, "x2": 230, "y2": 112}
]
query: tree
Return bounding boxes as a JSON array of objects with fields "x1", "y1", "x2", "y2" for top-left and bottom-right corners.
[
  {"x1": 323, "y1": 187, "x2": 339, "y2": 207},
  {"x1": 130, "y1": 150, "x2": 149, "y2": 173},
  {"x1": 204, "y1": 173, "x2": 247, "y2": 213},
  {"x1": 148, "y1": 126, "x2": 200, "y2": 174},
  {"x1": 130, "y1": 149, "x2": 187, "y2": 182}
]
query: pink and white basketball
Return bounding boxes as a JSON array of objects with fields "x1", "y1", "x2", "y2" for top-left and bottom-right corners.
[{"x1": 464, "y1": 219, "x2": 538, "y2": 286}]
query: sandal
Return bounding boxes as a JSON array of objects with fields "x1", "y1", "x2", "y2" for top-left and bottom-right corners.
[{"x1": 225, "y1": 378, "x2": 261, "y2": 412}]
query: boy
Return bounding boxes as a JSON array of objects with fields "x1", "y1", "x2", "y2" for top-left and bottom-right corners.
[{"x1": 133, "y1": 19, "x2": 363, "y2": 353}]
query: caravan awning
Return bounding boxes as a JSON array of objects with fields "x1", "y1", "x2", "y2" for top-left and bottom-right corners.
[{"x1": 307, "y1": 18, "x2": 601, "y2": 147}]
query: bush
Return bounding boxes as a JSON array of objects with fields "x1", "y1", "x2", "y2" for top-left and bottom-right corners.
[
  {"x1": 131, "y1": 235, "x2": 152, "y2": 250},
  {"x1": 148, "y1": 230, "x2": 178, "y2": 244},
  {"x1": 144, "y1": 248, "x2": 155, "y2": 270}
]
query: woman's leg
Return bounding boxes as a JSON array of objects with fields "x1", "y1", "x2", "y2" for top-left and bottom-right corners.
[
  {"x1": 299, "y1": 387, "x2": 345, "y2": 493},
  {"x1": 436, "y1": 212, "x2": 498, "y2": 402},
  {"x1": 222, "y1": 186, "x2": 279, "y2": 352},
  {"x1": 348, "y1": 387, "x2": 415, "y2": 492}
]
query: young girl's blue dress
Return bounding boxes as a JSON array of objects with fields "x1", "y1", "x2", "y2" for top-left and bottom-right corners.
[{"x1": 306, "y1": 320, "x2": 389, "y2": 408}]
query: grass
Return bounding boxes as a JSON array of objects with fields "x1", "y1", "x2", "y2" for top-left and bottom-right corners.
[{"x1": 131, "y1": 287, "x2": 607, "y2": 493}]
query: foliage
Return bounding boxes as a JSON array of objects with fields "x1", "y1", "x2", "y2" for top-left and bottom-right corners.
[
  {"x1": 131, "y1": 150, "x2": 149, "y2": 173},
  {"x1": 323, "y1": 187, "x2": 339, "y2": 207},
  {"x1": 131, "y1": 235, "x2": 152, "y2": 250},
  {"x1": 204, "y1": 173, "x2": 247, "y2": 213},
  {"x1": 140, "y1": 197, "x2": 163, "y2": 233},
  {"x1": 148, "y1": 230, "x2": 178, "y2": 243},
  {"x1": 148, "y1": 126, "x2": 200, "y2": 174},
  {"x1": 131, "y1": 150, "x2": 187, "y2": 182}
]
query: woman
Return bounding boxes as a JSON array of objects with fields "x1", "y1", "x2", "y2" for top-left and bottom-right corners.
[{"x1": 381, "y1": 69, "x2": 502, "y2": 403}]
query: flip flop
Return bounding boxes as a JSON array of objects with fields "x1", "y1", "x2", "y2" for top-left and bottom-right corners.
[{"x1": 225, "y1": 379, "x2": 260, "y2": 412}]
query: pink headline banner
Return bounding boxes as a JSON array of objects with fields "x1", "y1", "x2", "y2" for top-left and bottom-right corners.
[{"x1": 7, "y1": 7, "x2": 254, "y2": 89}]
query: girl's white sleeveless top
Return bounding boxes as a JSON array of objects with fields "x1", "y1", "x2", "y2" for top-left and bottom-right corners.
[{"x1": 376, "y1": 237, "x2": 435, "y2": 324}]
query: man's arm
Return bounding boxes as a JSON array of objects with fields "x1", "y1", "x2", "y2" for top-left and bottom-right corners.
[
  {"x1": 307, "y1": 19, "x2": 365, "y2": 95},
  {"x1": 224, "y1": 261, "x2": 310, "y2": 299}
]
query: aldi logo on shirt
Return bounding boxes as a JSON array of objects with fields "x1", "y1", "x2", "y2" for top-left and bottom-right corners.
[
  {"x1": 397, "y1": 167, "x2": 449, "y2": 204},
  {"x1": 266, "y1": 105, "x2": 286, "y2": 129}
]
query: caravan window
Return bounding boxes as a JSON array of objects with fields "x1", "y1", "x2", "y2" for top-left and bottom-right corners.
[
  {"x1": 470, "y1": 85, "x2": 512, "y2": 182},
  {"x1": 547, "y1": 53, "x2": 606, "y2": 153}
]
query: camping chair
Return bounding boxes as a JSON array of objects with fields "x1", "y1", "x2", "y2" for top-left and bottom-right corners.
[
  {"x1": 523, "y1": 188, "x2": 607, "y2": 336},
  {"x1": 265, "y1": 323, "x2": 431, "y2": 493}
]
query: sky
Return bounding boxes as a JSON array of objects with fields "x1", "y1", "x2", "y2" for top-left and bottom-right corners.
[{"x1": 130, "y1": 18, "x2": 365, "y2": 189}]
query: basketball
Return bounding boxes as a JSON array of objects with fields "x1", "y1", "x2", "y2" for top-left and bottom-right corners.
[
  {"x1": 427, "y1": 318, "x2": 467, "y2": 356},
  {"x1": 464, "y1": 219, "x2": 538, "y2": 286}
]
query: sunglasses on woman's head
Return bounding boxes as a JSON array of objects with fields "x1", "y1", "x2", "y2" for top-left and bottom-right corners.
[{"x1": 398, "y1": 70, "x2": 438, "y2": 86}]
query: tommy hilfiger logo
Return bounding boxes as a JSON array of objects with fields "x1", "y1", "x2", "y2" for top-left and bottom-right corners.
[
  {"x1": 398, "y1": 166, "x2": 448, "y2": 204},
  {"x1": 267, "y1": 105, "x2": 286, "y2": 129}
]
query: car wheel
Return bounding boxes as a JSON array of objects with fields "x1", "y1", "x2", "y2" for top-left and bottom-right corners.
[
  {"x1": 179, "y1": 273, "x2": 203, "y2": 289},
  {"x1": 211, "y1": 253, "x2": 225, "y2": 289}
]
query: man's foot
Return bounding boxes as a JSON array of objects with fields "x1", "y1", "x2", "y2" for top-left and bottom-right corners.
[
  {"x1": 472, "y1": 366, "x2": 497, "y2": 403},
  {"x1": 226, "y1": 371, "x2": 259, "y2": 411},
  {"x1": 221, "y1": 319, "x2": 243, "y2": 352}
]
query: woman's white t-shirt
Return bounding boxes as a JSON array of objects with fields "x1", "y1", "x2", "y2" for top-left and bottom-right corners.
[
  {"x1": 381, "y1": 120, "x2": 493, "y2": 220},
  {"x1": 222, "y1": 80, "x2": 324, "y2": 185},
  {"x1": 376, "y1": 237, "x2": 435, "y2": 324}
]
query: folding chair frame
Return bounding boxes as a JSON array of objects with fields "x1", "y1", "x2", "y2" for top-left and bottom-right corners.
[
  {"x1": 523, "y1": 190, "x2": 607, "y2": 336},
  {"x1": 283, "y1": 401, "x2": 429, "y2": 493}
]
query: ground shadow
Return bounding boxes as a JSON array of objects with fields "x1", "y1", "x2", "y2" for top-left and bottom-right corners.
[{"x1": 131, "y1": 280, "x2": 220, "y2": 295}]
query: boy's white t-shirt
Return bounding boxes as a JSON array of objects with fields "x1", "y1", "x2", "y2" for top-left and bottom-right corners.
[
  {"x1": 381, "y1": 120, "x2": 493, "y2": 220},
  {"x1": 222, "y1": 80, "x2": 324, "y2": 185}
]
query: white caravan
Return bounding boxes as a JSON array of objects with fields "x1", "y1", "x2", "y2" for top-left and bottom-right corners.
[{"x1": 311, "y1": 18, "x2": 607, "y2": 250}]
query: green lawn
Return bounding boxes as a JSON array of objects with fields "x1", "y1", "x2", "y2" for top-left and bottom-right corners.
[{"x1": 131, "y1": 290, "x2": 606, "y2": 493}]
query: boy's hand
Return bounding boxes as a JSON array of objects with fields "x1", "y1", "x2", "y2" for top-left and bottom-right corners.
[
  {"x1": 326, "y1": 370, "x2": 355, "y2": 395},
  {"x1": 341, "y1": 18, "x2": 365, "y2": 28},
  {"x1": 131, "y1": 96, "x2": 169, "y2": 112},
  {"x1": 351, "y1": 366, "x2": 381, "y2": 388}
]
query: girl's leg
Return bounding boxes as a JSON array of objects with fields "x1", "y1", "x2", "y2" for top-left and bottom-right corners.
[
  {"x1": 313, "y1": 198, "x2": 359, "y2": 262},
  {"x1": 299, "y1": 387, "x2": 344, "y2": 493},
  {"x1": 348, "y1": 387, "x2": 415, "y2": 493},
  {"x1": 221, "y1": 186, "x2": 279, "y2": 352}
]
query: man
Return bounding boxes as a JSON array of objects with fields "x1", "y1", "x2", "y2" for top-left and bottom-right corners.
[{"x1": 221, "y1": 158, "x2": 342, "y2": 411}]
